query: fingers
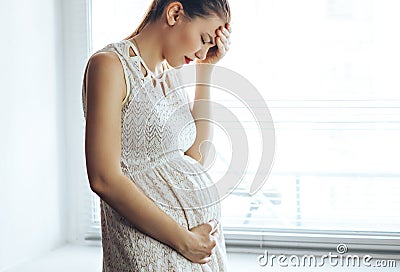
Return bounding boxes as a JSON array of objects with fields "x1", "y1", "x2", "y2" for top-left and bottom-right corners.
[
  {"x1": 190, "y1": 219, "x2": 220, "y2": 262},
  {"x1": 215, "y1": 24, "x2": 231, "y2": 56},
  {"x1": 217, "y1": 29, "x2": 229, "y2": 46},
  {"x1": 211, "y1": 227, "x2": 220, "y2": 239},
  {"x1": 207, "y1": 218, "x2": 219, "y2": 234},
  {"x1": 184, "y1": 221, "x2": 223, "y2": 264},
  {"x1": 199, "y1": 256, "x2": 212, "y2": 264},
  {"x1": 201, "y1": 23, "x2": 231, "y2": 64},
  {"x1": 200, "y1": 235, "x2": 216, "y2": 264},
  {"x1": 206, "y1": 219, "x2": 219, "y2": 255},
  {"x1": 225, "y1": 22, "x2": 232, "y2": 33}
]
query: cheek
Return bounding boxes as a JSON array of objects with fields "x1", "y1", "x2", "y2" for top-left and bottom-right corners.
[
  {"x1": 162, "y1": 27, "x2": 199, "y2": 64},
  {"x1": 173, "y1": 28, "x2": 199, "y2": 53}
]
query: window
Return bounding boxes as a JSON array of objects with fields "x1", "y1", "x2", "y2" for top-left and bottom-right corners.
[{"x1": 87, "y1": 0, "x2": 400, "y2": 251}]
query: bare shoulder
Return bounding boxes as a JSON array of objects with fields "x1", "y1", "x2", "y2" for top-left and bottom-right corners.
[
  {"x1": 85, "y1": 51, "x2": 126, "y2": 104},
  {"x1": 88, "y1": 51, "x2": 121, "y2": 69}
]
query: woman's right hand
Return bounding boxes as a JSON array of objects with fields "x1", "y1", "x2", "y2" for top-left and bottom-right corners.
[{"x1": 178, "y1": 219, "x2": 220, "y2": 264}]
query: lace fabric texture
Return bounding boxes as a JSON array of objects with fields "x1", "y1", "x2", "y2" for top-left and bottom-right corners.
[{"x1": 82, "y1": 40, "x2": 228, "y2": 272}]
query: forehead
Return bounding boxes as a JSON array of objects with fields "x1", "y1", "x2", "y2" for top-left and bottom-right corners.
[{"x1": 190, "y1": 16, "x2": 225, "y2": 34}]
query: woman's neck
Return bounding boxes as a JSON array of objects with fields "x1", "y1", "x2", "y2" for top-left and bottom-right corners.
[{"x1": 128, "y1": 23, "x2": 165, "y2": 75}]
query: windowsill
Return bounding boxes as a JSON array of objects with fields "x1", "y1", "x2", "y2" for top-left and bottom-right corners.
[
  {"x1": 4, "y1": 243, "x2": 399, "y2": 272},
  {"x1": 4, "y1": 244, "x2": 102, "y2": 272}
]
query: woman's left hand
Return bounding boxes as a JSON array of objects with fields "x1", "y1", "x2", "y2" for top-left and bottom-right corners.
[{"x1": 197, "y1": 23, "x2": 232, "y2": 65}]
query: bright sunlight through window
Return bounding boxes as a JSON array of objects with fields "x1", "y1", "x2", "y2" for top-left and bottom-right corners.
[{"x1": 89, "y1": 0, "x2": 400, "y2": 235}]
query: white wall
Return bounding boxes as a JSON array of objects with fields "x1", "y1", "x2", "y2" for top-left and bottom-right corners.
[{"x1": 0, "y1": 0, "x2": 91, "y2": 270}]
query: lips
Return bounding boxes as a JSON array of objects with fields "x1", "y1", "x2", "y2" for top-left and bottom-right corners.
[{"x1": 185, "y1": 56, "x2": 193, "y2": 64}]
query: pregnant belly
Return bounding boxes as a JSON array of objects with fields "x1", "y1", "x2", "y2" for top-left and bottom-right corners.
[{"x1": 124, "y1": 154, "x2": 221, "y2": 229}]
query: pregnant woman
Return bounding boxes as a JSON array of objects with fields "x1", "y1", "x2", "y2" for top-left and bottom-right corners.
[{"x1": 82, "y1": 0, "x2": 231, "y2": 271}]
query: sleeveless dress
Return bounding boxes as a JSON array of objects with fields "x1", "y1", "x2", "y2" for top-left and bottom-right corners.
[{"x1": 81, "y1": 39, "x2": 228, "y2": 272}]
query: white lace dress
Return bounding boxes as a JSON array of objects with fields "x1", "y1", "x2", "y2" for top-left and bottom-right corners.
[{"x1": 82, "y1": 39, "x2": 228, "y2": 272}]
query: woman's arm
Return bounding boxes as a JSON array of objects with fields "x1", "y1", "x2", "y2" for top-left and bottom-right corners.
[
  {"x1": 184, "y1": 64, "x2": 214, "y2": 166},
  {"x1": 184, "y1": 23, "x2": 232, "y2": 166},
  {"x1": 84, "y1": 52, "x2": 218, "y2": 264}
]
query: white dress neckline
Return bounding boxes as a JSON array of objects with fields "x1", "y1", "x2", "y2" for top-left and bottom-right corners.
[{"x1": 123, "y1": 39, "x2": 167, "y2": 82}]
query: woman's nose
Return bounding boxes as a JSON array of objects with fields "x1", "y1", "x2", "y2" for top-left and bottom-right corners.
[{"x1": 195, "y1": 48, "x2": 208, "y2": 60}]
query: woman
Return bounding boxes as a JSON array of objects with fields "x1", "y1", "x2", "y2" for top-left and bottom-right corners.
[{"x1": 82, "y1": 0, "x2": 232, "y2": 271}]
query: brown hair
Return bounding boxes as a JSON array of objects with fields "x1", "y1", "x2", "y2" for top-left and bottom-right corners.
[{"x1": 124, "y1": 0, "x2": 231, "y2": 40}]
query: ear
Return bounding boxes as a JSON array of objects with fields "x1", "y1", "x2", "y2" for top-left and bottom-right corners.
[{"x1": 166, "y1": 2, "x2": 185, "y2": 26}]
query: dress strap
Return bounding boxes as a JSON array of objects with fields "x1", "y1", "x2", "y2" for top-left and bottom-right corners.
[{"x1": 123, "y1": 39, "x2": 168, "y2": 82}]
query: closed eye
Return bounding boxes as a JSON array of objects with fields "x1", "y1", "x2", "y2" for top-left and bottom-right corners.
[{"x1": 201, "y1": 36, "x2": 212, "y2": 45}]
